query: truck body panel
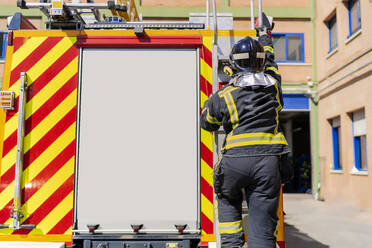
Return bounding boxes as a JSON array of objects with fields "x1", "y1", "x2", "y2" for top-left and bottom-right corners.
[{"x1": 0, "y1": 30, "x2": 261, "y2": 246}]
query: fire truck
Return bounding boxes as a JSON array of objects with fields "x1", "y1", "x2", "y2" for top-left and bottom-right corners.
[{"x1": 0, "y1": 1, "x2": 285, "y2": 247}]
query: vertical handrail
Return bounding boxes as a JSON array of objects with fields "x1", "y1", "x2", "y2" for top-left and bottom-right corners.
[
  {"x1": 13, "y1": 72, "x2": 27, "y2": 230},
  {"x1": 211, "y1": 0, "x2": 217, "y2": 45},
  {"x1": 257, "y1": 0, "x2": 263, "y2": 27},
  {"x1": 206, "y1": 0, "x2": 209, "y2": 30},
  {"x1": 250, "y1": 0, "x2": 255, "y2": 30}
]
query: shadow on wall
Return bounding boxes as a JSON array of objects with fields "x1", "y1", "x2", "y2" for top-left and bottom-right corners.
[{"x1": 285, "y1": 223, "x2": 329, "y2": 248}]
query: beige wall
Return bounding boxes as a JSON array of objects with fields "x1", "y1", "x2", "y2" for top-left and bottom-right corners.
[
  {"x1": 230, "y1": 0, "x2": 310, "y2": 7},
  {"x1": 141, "y1": 0, "x2": 221, "y2": 6},
  {"x1": 316, "y1": 0, "x2": 372, "y2": 83},
  {"x1": 0, "y1": 0, "x2": 310, "y2": 6},
  {"x1": 318, "y1": 61, "x2": 372, "y2": 211},
  {"x1": 316, "y1": 0, "x2": 372, "y2": 211}
]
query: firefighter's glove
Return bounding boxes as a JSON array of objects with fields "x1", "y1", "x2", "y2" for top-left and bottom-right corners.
[
  {"x1": 213, "y1": 158, "x2": 224, "y2": 196},
  {"x1": 256, "y1": 26, "x2": 272, "y2": 39},
  {"x1": 279, "y1": 154, "x2": 294, "y2": 184}
]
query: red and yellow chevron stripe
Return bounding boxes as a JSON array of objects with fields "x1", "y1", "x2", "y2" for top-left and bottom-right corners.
[
  {"x1": 276, "y1": 186, "x2": 286, "y2": 248},
  {"x1": 0, "y1": 35, "x2": 78, "y2": 241},
  {"x1": 200, "y1": 36, "x2": 214, "y2": 239}
]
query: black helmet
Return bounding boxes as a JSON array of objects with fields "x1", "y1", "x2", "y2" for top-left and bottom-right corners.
[{"x1": 229, "y1": 37, "x2": 266, "y2": 73}]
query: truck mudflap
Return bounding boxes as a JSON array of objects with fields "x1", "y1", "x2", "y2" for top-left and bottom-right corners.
[{"x1": 73, "y1": 234, "x2": 201, "y2": 248}]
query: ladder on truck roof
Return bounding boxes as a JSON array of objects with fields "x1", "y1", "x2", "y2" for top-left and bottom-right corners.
[
  {"x1": 16, "y1": 0, "x2": 205, "y2": 31},
  {"x1": 17, "y1": 0, "x2": 140, "y2": 29}
]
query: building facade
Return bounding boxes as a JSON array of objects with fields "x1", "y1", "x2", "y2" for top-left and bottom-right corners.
[{"x1": 316, "y1": 0, "x2": 372, "y2": 211}]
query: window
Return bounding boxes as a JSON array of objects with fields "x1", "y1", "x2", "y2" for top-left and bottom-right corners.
[
  {"x1": 272, "y1": 33, "x2": 304, "y2": 63},
  {"x1": 352, "y1": 109, "x2": 367, "y2": 171},
  {"x1": 331, "y1": 117, "x2": 342, "y2": 170},
  {"x1": 0, "y1": 32, "x2": 8, "y2": 61},
  {"x1": 328, "y1": 15, "x2": 337, "y2": 53},
  {"x1": 348, "y1": 0, "x2": 361, "y2": 37}
]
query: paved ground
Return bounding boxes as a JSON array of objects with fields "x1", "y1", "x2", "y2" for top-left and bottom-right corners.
[{"x1": 283, "y1": 193, "x2": 372, "y2": 248}]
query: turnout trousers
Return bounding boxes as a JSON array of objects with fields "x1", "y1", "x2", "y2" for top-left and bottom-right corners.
[{"x1": 214, "y1": 155, "x2": 281, "y2": 248}]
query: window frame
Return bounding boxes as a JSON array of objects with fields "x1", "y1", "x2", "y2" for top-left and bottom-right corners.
[
  {"x1": 328, "y1": 15, "x2": 338, "y2": 53},
  {"x1": 0, "y1": 31, "x2": 8, "y2": 62},
  {"x1": 271, "y1": 33, "x2": 305, "y2": 63},
  {"x1": 351, "y1": 111, "x2": 368, "y2": 171},
  {"x1": 347, "y1": 0, "x2": 361, "y2": 38},
  {"x1": 331, "y1": 119, "x2": 342, "y2": 170}
]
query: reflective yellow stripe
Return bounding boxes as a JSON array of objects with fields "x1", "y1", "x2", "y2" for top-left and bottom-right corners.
[
  {"x1": 225, "y1": 91, "x2": 239, "y2": 128},
  {"x1": 203, "y1": 36, "x2": 213, "y2": 53},
  {"x1": 219, "y1": 87, "x2": 239, "y2": 129},
  {"x1": 201, "y1": 159, "x2": 213, "y2": 186},
  {"x1": 219, "y1": 227, "x2": 244, "y2": 234},
  {"x1": 201, "y1": 194, "x2": 214, "y2": 223},
  {"x1": 227, "y1": 132, "x2": 286, "y2": 141},
  {"x1": 219, "y1": 220, "x2": 242, "y2": 227},
  {"x1": 219, "y1": 220, "x2": 243, "y2": 234},
  {"x1": 0, "y1": 235, "x2": 72, "y2": 242},
  {"x1": 225, "y1": 139, "x2": 288, "y2": 149},
  {"x1": 201, "y1": 91, "x2": 208, "y2": 107},
  {"x1": 224, "y1": 132, "x2": 288, "y2": 149},
  {"x1": 206, "y1": 109, "x2": 222, "y2": 125},
  {"x1": 201, "y1": 128, "x2": 213, "y2": 151},
  {"x1": 264, "y1": 46, "x2": 274, "y2": 54},
  {"x1": 266, "y1": 66, "x2": 280, "y2": 75},
  {"x1": 218, "y1": 85, "x2": 233, "y2": 97},
  {"x1": 274, "y1": 82, "x2": 282, "y2": 134},
  {"x1": 274, "y1": 220, "x2": 280, "y2": 238},
  {"x1": 200, "y1": 59, "x2": 213, "y2": 84}
]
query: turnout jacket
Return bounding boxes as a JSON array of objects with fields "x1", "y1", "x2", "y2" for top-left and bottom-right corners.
[{"x1": 201, "y1": 34, "x2": 289, "y2": 156}]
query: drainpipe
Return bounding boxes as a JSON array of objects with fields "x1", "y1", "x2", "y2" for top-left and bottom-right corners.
[
  {"x1": 211, "y1": 0, "x2": 219, "y2": 93},
  {"x1": 310, "y1": 0, "x2": 321, "y2": 200}
]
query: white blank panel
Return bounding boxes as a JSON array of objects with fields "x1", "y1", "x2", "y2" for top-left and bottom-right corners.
[{"x1": 77, "y1": 48, "x2": 199, "y2": 231}]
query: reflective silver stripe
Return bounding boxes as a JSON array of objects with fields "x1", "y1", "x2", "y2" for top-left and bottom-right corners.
[
  {"x1": 256, "y1": 52, "x2": 266, "y2": 59},
  {"x1": 233, "y1": 53, "x2": 249, "y2": 60},
  {"x1": 233, "y1": 52, "x2": 265, "y2": 60}
]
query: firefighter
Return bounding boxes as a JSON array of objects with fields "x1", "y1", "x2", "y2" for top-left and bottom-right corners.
[{"x1": 200, "y1": 27, "x2": 289, "y2": 248}]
